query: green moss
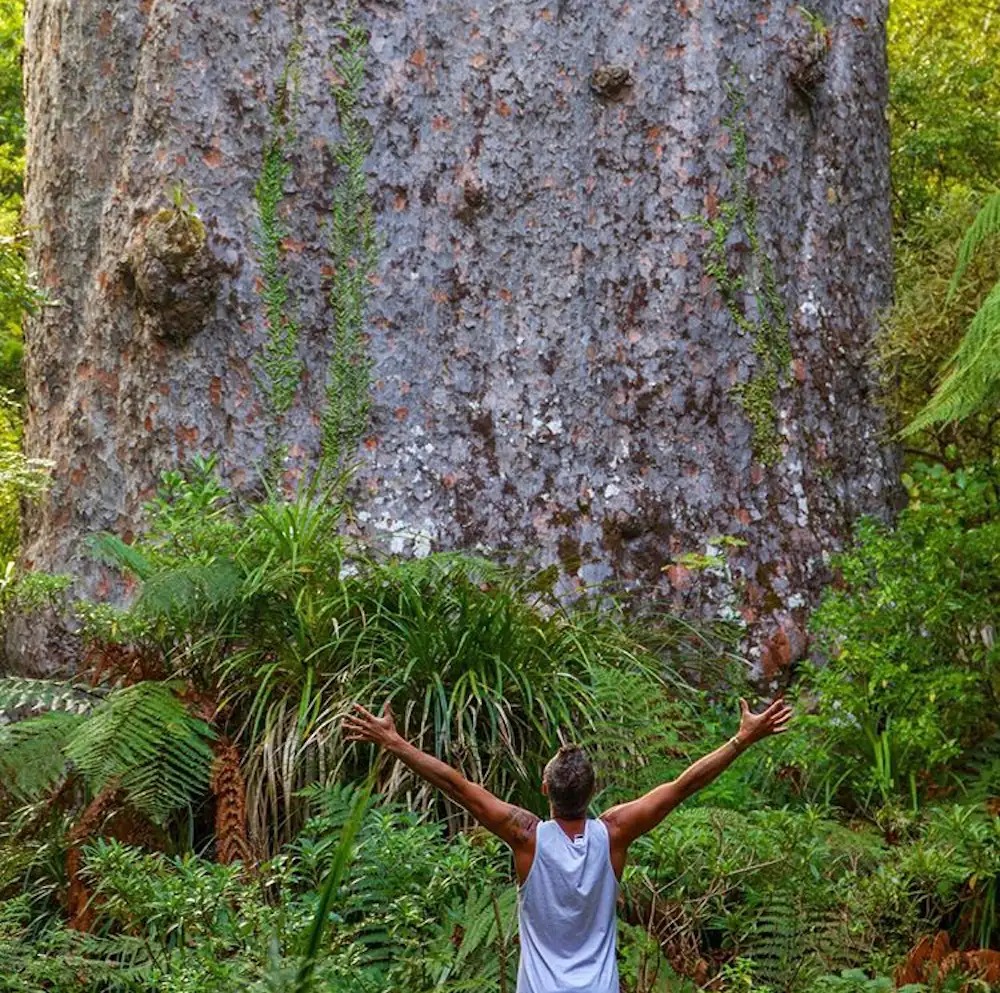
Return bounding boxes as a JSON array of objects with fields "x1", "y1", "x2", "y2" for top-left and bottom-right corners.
[
  {"x1": 249, "y1": 8, "x2": 378, "y2": 485},
  {"x1": 147, "y1": 200, "x2": 207, "y2": 265},
  {"x1": 732, "y1": 371, "x2": 783, "y2": 467},
  {"x1": 699, "y1": 86, "x2": 792, "y2": 466},
  {"x1": 253, "y1": 41, "x2": 304, "y2": 479},
  {"x1": 322, "y1": 6, "x2": 378, "y2": 477},
  {"x1": 671, "y1": 551, "x2": 725, "y2": 571}
]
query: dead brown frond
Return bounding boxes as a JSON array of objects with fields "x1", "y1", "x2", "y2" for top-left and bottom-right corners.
[
  {"x1": 82, "y1": 641, "x2": 165, "y2": 688},
  {"x1": 896, "y1": 931, "x2": 1000, "y2": 989},
  {"x1": 66, "y1": 784, "x2": 120, "y2": 931},
  {"x1": 211, "y1": 739, "x2": 253, "y2": 866}
]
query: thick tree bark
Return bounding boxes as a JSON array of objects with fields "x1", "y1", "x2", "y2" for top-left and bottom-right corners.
[{"x1": 13, "y1": 0, "x2": 898, "y2": 675}]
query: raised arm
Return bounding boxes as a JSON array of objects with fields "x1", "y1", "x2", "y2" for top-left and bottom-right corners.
[
  {"x1": 601, "y1": 697, "x2": 792, "y2": 863},
  {"x1": 342, "y1": 703, "x2": 539, "y2": 879}
]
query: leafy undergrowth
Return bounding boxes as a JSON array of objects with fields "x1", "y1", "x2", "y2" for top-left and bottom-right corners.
[{"x1": 0, "y1": 460, "x2": 999, "y2": 991}]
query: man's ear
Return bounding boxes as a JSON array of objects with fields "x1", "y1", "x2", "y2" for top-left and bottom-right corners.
[{"x1": 541, "y1": 781, "x2": 549, "y2": 797}]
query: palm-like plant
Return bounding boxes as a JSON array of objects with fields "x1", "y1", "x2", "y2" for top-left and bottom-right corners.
[{"x1": 47, "y1": 461, "x2": 707, "y2": 852}]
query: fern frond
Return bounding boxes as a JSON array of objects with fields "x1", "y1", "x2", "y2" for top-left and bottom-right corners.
[
  {"x1": 0, "y1": 676, "x2": 95, "y2": 715},
  {"x1": 384, "y1": 552, "x2": 511, "y2": 583},
  {"x1": 903, "y1": 279, "x2": 1000, "y2": 434},
  {"x1": 741, "y1": 890, "x2": 855, "y2": 989},
  {"x1": 64, "y1": 682, "x2": 216, "y2": 823},
  {"x1": 85, "y1": 533, "x2": 155, "y2": 581},
  {"x1": 947, "y1": 191, "x2": 1000, "y2": 305},
  {"x1": 0, "y1": 711, "x2": 82, "y2": 800},
  {"x1": 431, "y1": 887, "x2": 518, "y2": 989},
  {"x1": 138, "y1": 558, "x2": 242, "y2": 619},
  {"x1": 955, "y1": 731, "x2": 1000, "y2": 802},
  {"x1": 458, "y1": 888, "x2": 517, "y2": 975}
]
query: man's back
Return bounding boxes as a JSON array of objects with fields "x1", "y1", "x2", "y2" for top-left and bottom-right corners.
[
  {"x1": 516, "y1": 818, "x2": 619, "y2": 993},
  {"x1": 343, "y1": 700, "x2": 793, "y2": 991}
]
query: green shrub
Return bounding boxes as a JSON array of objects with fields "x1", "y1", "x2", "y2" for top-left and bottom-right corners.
[
  {"x1": 889, "y1": 0, "x2": 1000, "y2": 223},
  {"x1": 71, "y1": 460, "x2": 708, "y2": 848},
  {"x1": 802, "y1": 462, "x2": 1000, "y2": 807}
]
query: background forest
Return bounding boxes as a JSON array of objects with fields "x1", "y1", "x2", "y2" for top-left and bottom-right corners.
[{"x1": 0, "y1": 1, "x2": 999, "y2": 992}]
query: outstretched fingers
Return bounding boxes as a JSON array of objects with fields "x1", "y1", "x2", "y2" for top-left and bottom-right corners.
[
  {"x1": 342, "y1": 720, "x2": 370, "y2": 742},
  {"x1": 342, "y1": 704, "x2": 378, "y2": 742},
  {"x1": 768, "y1": 704, "x2": 794, "y2": 733},
  {"x1": 342, "y1": 701, "x2": 399, "y2": 745}
]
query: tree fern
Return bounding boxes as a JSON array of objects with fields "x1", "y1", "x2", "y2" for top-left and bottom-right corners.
[
  {"x1": 0, "y1": 711, "x2": 83, "y2": 801},
  {"x1": 947, "y1": 191, "x2": 1000, "y2": 304},
  {"x1": 85, "y1": 532, "x2": 155, "y2": 581},
  {"x1": 87, "y1": 532, "x2": 242, "y2": 622},
  {"x1": 0, "y1": 676, "x2": 94, "y2": 714},
  {"x1": 905, "y1": 190, "x2": 1000, "y2": 434},
  {"x1": 138, "y1": 559, "x2": 242, "y2": 621},
  {"x1": 64, "y1": 681, "x2": 216, "y2": 823}
]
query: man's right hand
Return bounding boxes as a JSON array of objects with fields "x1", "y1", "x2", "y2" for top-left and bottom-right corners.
[
  {"x1": 735, "y1": 696, "x2": 794, "y2": 747},
  {"x1": 342, "y1": 702, "x2": 402, "y2": 750},
  {"x1": 341, "y1": 699, "x2": 539, "y2": 880}
]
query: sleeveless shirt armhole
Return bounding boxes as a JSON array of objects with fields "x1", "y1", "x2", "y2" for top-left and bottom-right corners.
[
  {"x1": 517, "y1": 822, "x2": 544, "y2": 893},
  {"x1": 595, "y1": 818, "x2": 622, "y2": 886}
]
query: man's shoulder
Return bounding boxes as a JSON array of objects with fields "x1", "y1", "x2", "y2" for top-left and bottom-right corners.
[{"x1": 505, "y1": 806, "x2": 542, "y2": 845}]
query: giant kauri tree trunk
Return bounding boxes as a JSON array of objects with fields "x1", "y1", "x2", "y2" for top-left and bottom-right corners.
[{"x1": 13, "y1": 0, "x2": 899, "y2": 675}]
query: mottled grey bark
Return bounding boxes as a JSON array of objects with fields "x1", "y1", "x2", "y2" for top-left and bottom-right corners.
[{"x1": 13, "y1": 0, "x2": 899, "y2": 676}]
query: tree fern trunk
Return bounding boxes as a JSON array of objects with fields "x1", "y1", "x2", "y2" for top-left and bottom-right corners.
[{"x1": 12, "y1": 0, "x2": 899, "y2": 674}]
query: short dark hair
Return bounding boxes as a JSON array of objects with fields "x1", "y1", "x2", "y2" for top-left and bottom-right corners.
[{"x1": 544, "y1": 745, "x2": 595, "y2": 819}]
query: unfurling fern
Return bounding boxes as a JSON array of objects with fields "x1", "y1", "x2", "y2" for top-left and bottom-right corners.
[
  {"x1": 64, "y1": 681, "x2": 216, "y2": 823},
  {"x1": 904, "y1": 190, "x2": 1000, "y2": 435}
]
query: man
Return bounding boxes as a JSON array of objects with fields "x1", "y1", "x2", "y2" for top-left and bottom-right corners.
[{"x1": 342, "y1": 695, "x2": 793, "y2": 993}]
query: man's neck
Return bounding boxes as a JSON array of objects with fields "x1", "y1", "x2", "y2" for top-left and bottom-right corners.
[{"x1": 552, "y1": 813, "x2": 587, "y2": 840}]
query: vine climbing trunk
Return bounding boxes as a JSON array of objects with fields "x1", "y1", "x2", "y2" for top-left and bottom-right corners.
[{"x1": 14, "y1": 0, "x2": 898, "y2": 676}]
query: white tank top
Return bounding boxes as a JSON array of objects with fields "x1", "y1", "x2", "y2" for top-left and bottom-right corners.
[{"x1": 517, "y1": 818, "x2": 619, "y2": 993}]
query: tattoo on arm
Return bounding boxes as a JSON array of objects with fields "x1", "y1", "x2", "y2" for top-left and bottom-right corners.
[{"x1": 504, "y1": 807, "x2": 540, "y2": 844}]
